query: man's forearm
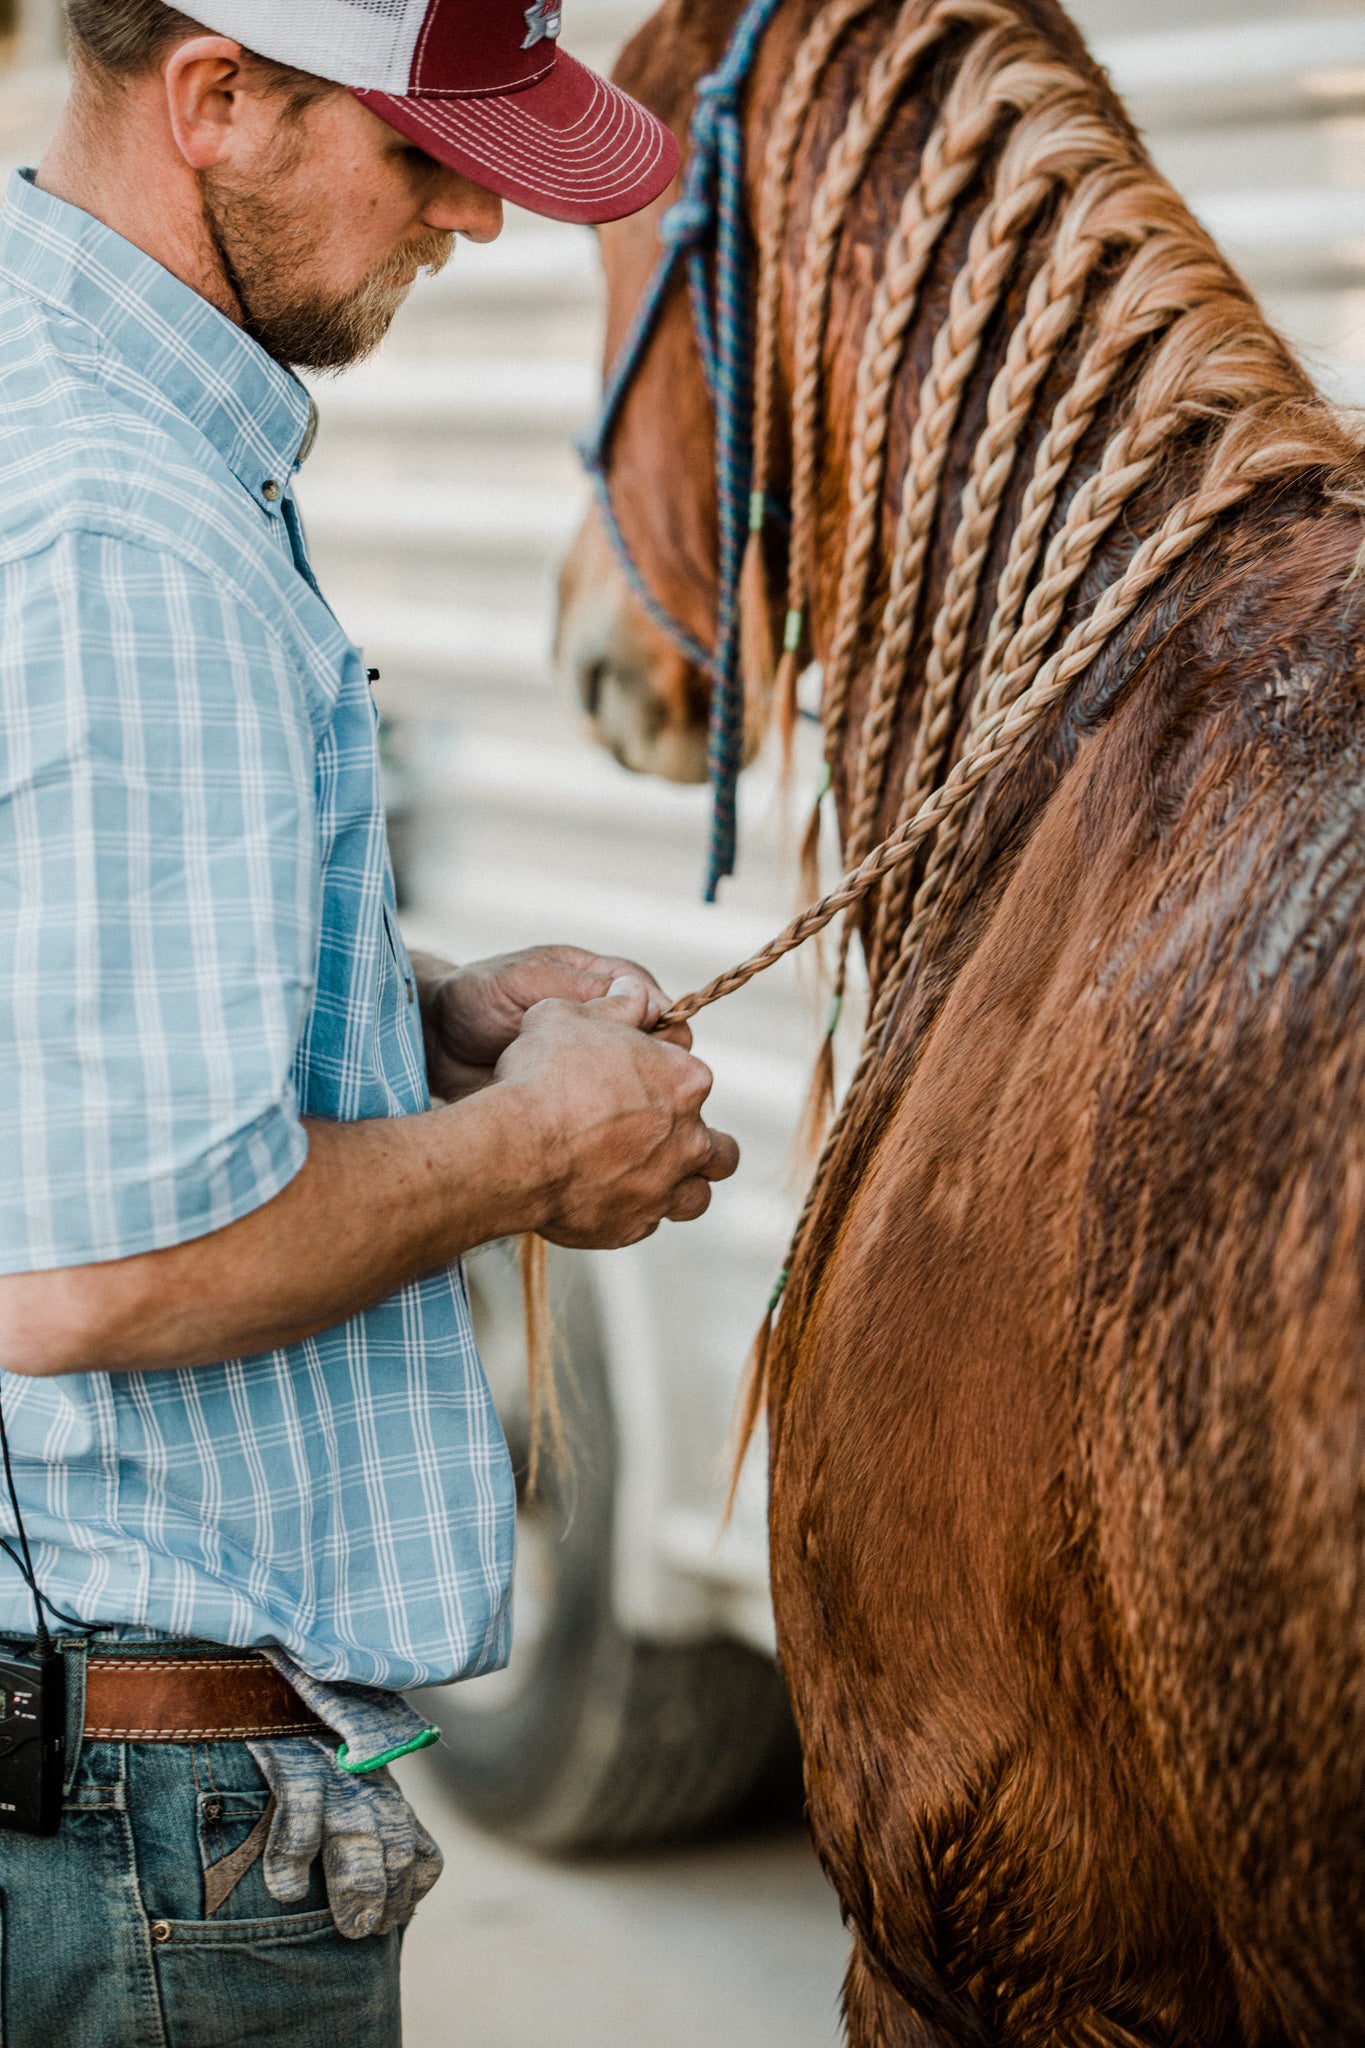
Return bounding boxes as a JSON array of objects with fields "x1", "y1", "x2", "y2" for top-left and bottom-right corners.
[{"x1": 0, "y1": 1086, "x2": 553, "y2": 1378}]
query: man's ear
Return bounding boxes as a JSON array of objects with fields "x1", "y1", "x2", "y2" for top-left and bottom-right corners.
[{"x1": 163, "y1": 36, "x2": 253, "y2": 171}]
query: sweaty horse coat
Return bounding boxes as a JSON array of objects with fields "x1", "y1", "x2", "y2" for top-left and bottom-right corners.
[{"x1": 575, "y1": 0, "x2": 1365, "y2": 2036}]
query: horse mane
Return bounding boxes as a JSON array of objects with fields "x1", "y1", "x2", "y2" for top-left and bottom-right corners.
[{"x1": 663, "y1": 0, "x2": 1365, "y2": 1464}]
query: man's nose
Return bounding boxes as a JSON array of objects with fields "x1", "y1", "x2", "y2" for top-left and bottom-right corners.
[{"x1": 425, "y1": 172, "x2": 504, "y2": 244}]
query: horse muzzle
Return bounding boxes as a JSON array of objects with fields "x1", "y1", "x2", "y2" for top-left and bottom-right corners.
[{"x1": 555, "y1": 507, "x2": 710, "y2": 785}]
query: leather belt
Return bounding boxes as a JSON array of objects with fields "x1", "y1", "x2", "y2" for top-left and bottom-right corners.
[{"x1": 83, "y1": 1652, "x2": 326, "y2": 1744}]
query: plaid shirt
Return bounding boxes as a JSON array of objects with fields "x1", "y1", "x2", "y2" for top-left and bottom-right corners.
[{"x1": 0, "y1": 171, "x2": 514, "y2": 1688}]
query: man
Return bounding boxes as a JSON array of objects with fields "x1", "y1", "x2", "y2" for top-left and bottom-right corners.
[{"x1": 0, "y1": 3, "x2": 731, "y2": 2041}]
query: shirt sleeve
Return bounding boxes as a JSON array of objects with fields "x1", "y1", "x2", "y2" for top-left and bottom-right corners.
[{"x1": 0, "y1": 529, "x2": 320, "y2": 1273}]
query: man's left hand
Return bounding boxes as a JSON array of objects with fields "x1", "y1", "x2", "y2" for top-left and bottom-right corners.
[{"x1": 411, "y1": 946, "x2": 690, "y2": 1101}]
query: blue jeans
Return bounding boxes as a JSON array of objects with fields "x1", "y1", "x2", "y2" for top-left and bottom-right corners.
[{"x1": 0, "y1": 1639, "x2": 401, "y2": 2048}]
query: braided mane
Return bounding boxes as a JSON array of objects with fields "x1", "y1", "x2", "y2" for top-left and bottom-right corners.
[{"x1": 658, "y1": 0, "x2": 1365, "y2": 1456}]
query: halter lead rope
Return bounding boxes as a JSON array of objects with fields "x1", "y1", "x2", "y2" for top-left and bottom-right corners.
[{"x1": 580, "y1": 0, "x2": 788, "y2": 901}]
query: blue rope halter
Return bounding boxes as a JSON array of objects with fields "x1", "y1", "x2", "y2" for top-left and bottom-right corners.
[{"x1": 579, "y1": 0, "x2": 789, "y2": 902}]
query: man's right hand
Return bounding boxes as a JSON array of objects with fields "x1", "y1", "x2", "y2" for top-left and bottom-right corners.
[
  {"x1": 0, "y1": 979, "x2": 740, "y2": 1377},
  {"x1": 497, "y1": 977, "x2": 740, "y2": 1250}
]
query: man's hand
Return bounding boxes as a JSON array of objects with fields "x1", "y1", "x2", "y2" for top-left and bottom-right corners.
[
  {"x1": 498, "y1": 978, "x2": 739, "y2": 1249},
  {"x1": 416, "y1": 945, "x2": 737, "y2": 1246},
  {"x1": 0, "y1": 963, "x2": 738, "y2": 1376},
  {"x1": 412, "y1": 946, "x2": 691, "y2": 1102}
]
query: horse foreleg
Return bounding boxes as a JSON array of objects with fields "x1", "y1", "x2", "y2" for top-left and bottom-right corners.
[{"x1": 844, "y1": 1939, "x2": 956, "y2": 2048}]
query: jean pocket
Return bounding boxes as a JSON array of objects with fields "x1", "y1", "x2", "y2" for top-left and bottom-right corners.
[{"x1": 149, "y1": 1912, "x2": 400, "y2": 2048}]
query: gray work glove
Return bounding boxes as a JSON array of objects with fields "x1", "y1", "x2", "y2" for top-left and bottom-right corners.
[
  {"x1": 246, "y1": 1736, "x2": 444, "y2": 1940},
  {"x1": 246, "y1": 1651, "x2": 443, "y2": 1940}
]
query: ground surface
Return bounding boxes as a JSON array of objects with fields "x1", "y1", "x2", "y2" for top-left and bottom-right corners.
[{"x1": 393, "y1": 1750, "x2": 849, "y2": 2048}]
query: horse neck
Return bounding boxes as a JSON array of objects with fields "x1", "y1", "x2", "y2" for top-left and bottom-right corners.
[{"x1": 744, "y1": 0, "x2": 1325, "y2": 1001}]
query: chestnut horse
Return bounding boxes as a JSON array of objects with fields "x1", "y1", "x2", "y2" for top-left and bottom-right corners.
[{"x1": 561, "y1": 1, "x2": 1365, "y2": 2038}]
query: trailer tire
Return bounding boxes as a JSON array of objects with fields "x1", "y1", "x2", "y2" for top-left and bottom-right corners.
[{"x1": 413, "y1": 1243, "x2": 796, "y2": 1853}]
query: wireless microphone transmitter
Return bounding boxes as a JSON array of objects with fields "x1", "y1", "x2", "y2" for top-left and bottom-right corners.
[{"x1": 0, "y1": 1647, "x2": 63, "y2": 1836}]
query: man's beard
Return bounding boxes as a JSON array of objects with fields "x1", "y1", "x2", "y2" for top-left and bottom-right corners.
[{"x1": 200, "y1": 172, "x2": 455, "y2": 373}]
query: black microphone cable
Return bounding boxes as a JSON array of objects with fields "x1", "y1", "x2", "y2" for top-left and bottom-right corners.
[
  {"x1": 0, "y1": 1387, "x2": 48, "y2": 1655},
  {"x1": 0, "y1": 1387, "x2": 88, "y2": 1650}
]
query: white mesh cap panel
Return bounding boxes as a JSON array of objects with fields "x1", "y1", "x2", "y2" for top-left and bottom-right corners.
[{"x1": 194, "y1": 0, "x2": 428, "y2": 93}]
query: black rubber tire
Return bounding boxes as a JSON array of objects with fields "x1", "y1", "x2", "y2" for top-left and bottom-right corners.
[{"x1": 413, "y1": 1242, "x2": 796, "y2": 1854}]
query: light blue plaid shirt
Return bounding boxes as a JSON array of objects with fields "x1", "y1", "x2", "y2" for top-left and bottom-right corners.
[{"x1": 0, "y1": 171, "x2": 514, "y2": 1688}]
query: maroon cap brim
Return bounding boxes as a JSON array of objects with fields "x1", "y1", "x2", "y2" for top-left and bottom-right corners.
[{"x1": 354, "y1": 52, "x2": 679, "y2": 227}]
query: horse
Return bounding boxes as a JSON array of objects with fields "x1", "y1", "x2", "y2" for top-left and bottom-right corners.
[{"x1": 559, "y1": 1, "x2": 1365, "y2": 2039}]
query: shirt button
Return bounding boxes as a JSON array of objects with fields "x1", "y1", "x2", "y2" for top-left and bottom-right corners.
[
  {"x1": 151, "y1": 1921, "x2": 172, "y2": 1944},
  {"x1": 262, "y1": 480, "x2": 281, "y2": 503}
]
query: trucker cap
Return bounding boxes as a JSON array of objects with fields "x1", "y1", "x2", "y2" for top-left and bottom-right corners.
[{"x1": 192, "y1": 0, "x2": 681, "y2": 225}]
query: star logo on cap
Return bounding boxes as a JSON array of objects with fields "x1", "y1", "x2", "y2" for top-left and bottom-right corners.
[{"x1": 522, "y1": 0, "x2": 562, "y2": 50}]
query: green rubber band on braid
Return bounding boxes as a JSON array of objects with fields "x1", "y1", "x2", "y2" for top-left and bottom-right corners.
[
  {"x1": 749, "y1": 489, "x2": 767, "y2": 535},
  {"x1": 336, "y1": 1727, "x2": 440, "y2": 1776},
  {"x1": 783, "y1": 609, "x2": 804, "y2": 656},
  {"x1": 826, "y1": 994, "x2": 843, "y2": 1037},
  {"x1": 817, "y1": 761, "x2": 833, "y2": 801},
  {"x1": 767, "y1": 1269, "x2": 790, "y2": 1316}
]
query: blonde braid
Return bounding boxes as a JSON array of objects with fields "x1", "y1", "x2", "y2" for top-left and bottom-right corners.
[
  {"x1": 825, "y1": 97, "x2": 1121, "y2": 1037},
  {"x1": 802, "y1": 32, "x2": 1074, "y2": 1115},
  {"x1": 817, "y1": 19, "x2": 1037, "y2": 755},
  {"x1": 976, "y1": 228, "x2": 1230, "y2": 702},
  {"x1": 873, "y1": 322, "x2": 1314, "y2": 1030},
  {"x1": 864, "y1": 162, "x2": 1153, "y2": 969},
  {"x1": 780, "y1": 0, "x2": 1010, "y2": 694},
  {"x1": 743, "y1": 0, "x2": 885, "y2": 698},
  {"x1": 750, "y1": 0, "x2": 883, "y2": 518},
  {"x1": 840, "y1": 102, "x2": 1123, "y2": 907}
]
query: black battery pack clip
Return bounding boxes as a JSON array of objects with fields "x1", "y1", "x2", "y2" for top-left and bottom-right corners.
[{"x1": 0, "y1": 1647, "x2": 64, "y2": 1836}]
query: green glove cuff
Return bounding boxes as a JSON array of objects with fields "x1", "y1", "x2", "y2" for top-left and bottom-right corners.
[{"x1": 335, "y1": 1727, "x2": 440, "y2": 1776}]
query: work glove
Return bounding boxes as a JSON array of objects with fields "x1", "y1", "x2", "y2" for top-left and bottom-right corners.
[{"x1": 245, "y1": 1652, "x2": 443, "y2": 1941}]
